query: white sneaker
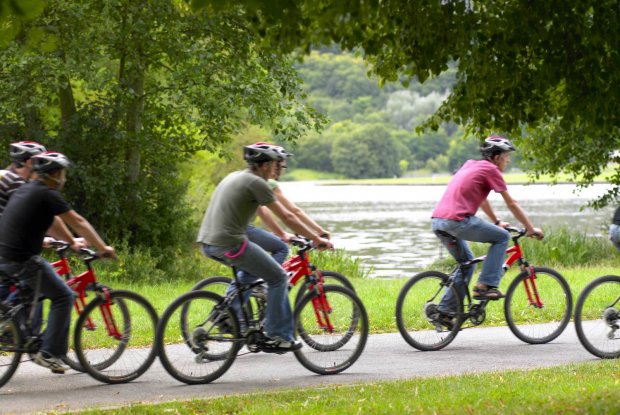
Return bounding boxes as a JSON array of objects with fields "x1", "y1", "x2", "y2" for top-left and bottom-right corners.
[
  {"x1": 262, "y1": 337, "x2": 302, "y2": 353},
  {"x1": 34, "y1": 351, "x2": 68, "y2": 374}
]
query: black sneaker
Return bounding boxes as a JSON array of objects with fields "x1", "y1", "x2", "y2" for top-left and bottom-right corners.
[
  {"x1": 262, "y1": 337, "x2": 303, "y2": 354},
  {"x1": 34, "y1": 351, "x2": 68, "y2": 374}
]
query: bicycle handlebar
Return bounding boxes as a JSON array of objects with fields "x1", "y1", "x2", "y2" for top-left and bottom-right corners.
[
  {"x1": 46, "y1": 238, "x2": 107, "y2": 260},
  {"x1": 504, "y1": 226, "x2": 543, "y2": 240}
]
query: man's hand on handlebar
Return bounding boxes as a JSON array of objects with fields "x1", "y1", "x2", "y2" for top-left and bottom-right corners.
[
  {"x1": 312, "y1": 235, "x2": 333, "y2": 250},
  {"x1": 527, "y1": 227, "x2": 544, "y2": 240},
  {"x1": 99, "y1": 246, "x2": 117, "y2": 259}
]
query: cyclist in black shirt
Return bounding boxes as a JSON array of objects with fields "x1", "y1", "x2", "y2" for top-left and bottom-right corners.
[
  {"x1": 0, "y1": 152, "x2": 115, "y2": 373},
  {"x1": 610, "y1": 206, "x2": 620, "y2": 251}
]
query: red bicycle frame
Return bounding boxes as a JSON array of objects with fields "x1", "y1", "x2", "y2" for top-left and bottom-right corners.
[
  {"x1": 281, "y1": 241, "x2": 334, "y2": 332},
  {"x1": 503, "y1": 234, "x2": 544, "y2": 309},
  {"x1": 51, "y1": 246, "x2": 122, "y2": 339}
]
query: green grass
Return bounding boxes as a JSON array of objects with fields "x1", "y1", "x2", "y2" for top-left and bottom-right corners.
[{"x1": 71, "y1": 360, "x2": 620, "y2": 414}]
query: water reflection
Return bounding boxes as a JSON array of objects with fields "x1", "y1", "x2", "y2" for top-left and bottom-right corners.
[{"x1": 280, "y1": 182, "x2": 614, "y2": 278}]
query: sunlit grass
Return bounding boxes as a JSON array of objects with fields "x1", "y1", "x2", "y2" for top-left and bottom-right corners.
[{"x1": 73, "y1": 360, "x2": 620, "y2": 415}]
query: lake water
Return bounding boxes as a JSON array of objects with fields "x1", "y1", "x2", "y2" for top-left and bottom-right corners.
[{"x1": 279, "y1": 182, "x2": 615, "y2": 278}]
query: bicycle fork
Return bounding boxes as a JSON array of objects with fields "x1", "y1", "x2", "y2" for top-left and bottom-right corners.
[{"x1": 521, "y1": 266, "x2": 544, "y2": 309}]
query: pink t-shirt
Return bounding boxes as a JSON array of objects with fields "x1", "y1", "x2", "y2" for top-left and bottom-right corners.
[{"x1": 432, "y1": 159, "x2": 507, "y2": 220}]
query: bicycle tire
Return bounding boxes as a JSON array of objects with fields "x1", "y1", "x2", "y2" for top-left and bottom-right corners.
[
  {"x1": 293, "y1": 284, "x2": 368, "y2": 375},
  {"x1": 574, "y1": 275, "x2": 620, "y2": 358},
  {"x1": 157, "y1": 290, "x2": 242, "y2": 385},
  {"x1": 395, "y1": 270, "x2": 462, "y2": 351},
  {"x1": 294, "y1": 270, "x2": 355, "y2": 306},
  {"x1": 190, "y1": 275, "x2": 262, "y2": 334},
  {"x1": 504, "y1": 266, "x2": 572, "y2": 344},
  {"x1": 191, "y1": 275, "x2": 231, "y2": 295},
  {"x1": 74, "y1": 290, "x2": 158, "y2": 384},
  {"x1": 0, "y1": 314, "x2": 21, "y2": 389},
  {"x1": 64, "y1": 293, "x2": 131, "y2": 372}
]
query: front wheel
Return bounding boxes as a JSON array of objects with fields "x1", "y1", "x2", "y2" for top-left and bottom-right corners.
[
  {"x1": 395, "y1": 271, "x2": 462, "y2": 351},
  {"x1": 574, "y1": 275, "x2": 620, "y2": 359},
  {"x1": 294, "y1": 270, "x2": 355, "y2": 306},
  {"x1": 0, "y1": 315, "x2": 21, "y2": 389},
  {"x1": 74, "y1": 290, "x2": 158, "y2": 384},
  {"x1": 294, "y1": 284, "x2": 368, "y2": 375},
  {"x1": 504, "y1": 266, "x2": 572, "y2": 344},
  {"x1": 157, "y1": 290, "x2": 242, "y2": 385}
]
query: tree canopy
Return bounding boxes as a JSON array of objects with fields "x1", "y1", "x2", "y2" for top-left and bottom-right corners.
[{"x1": 192, "y1": 0, "x2": 620, "y2": 205}]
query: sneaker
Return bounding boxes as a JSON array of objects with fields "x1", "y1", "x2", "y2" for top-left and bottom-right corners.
[
  {"x1": 34, "y1": 351, "x2": 68, "y2": 374},
  {"x1": 262, "y1": 337, "x2": 303, "y2": 354}
]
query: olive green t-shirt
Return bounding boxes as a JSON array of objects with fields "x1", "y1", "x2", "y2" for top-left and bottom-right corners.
[{"x1": 197, "y1": 170, "x2": 276, "y2": 247}]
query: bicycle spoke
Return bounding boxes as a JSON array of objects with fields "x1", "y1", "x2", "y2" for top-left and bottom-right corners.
[
  {"x1": 395, "y1": 271, "x2": 461, "y2": 351},
  {"x1": 294, "y1": 285, "x2": 368, "y2": 375},
  {"x1": 157, "y1": 290, "x2": 241, "y2": 384},
  {"x1": 75, "y1": 290, "x2": 158, "y2": 384},
  {"x1": 505, "y1": 267, "x2": 572, "y2": 344},
  {"x1": 575, "y1": 275, "x2": 620, "y2": 358}
]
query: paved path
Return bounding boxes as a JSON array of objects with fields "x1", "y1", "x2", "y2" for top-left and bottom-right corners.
[{"x1": 1, "y1": 324, "x2": 599, "y2": 414}]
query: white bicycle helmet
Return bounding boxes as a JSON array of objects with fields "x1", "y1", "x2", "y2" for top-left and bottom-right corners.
[
  {"x1": 9, "y1": 141, "x2": 46, "y2": 163},
  {"x1": 243, "y1": 143, "x2": 286, "y2": 163},
  {"x1": 480, "y1": 136, "x2": 516, "y2": 158},
  {"x1": 31, "y1": 152, "x2": 72, "y2": 173}
]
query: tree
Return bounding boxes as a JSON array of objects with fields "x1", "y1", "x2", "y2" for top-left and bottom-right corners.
[
  {"x1": 331, "y1": 123, "x2": 406, "y2": 179},
  {"x1": 0, "y1": 0, "x2": 323, "y2": 249},
  {"x1": 191, "y1": 0, "x2": 620, "y2": 206}
]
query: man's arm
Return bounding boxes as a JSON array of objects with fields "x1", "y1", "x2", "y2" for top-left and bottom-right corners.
[
  {"x1": 273, "y1": 187, "x2": 329, "y2": 238},
  {"x1": 265, "y1": 201, "x2": 332, "y2": 249},
  {"x1": 499, "y1": 191, "x2": 544, "y2": 239},
  {"x1": 256, "y1": 205, "x2": 292, "y2": 242},
  {"x1": 46, "y1": 216, "x2": 82, "y2": 249},
  {"x1": 479, "y1": 199, "x2": 500, "y2": 224},
  {"x1": 58, "y1": 210, "x2": 116, "y2": 256}
]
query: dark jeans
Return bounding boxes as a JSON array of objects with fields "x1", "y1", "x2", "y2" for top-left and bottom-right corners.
[{"x1": 0, "y1": 255, "x2": 73, "y2": 357}]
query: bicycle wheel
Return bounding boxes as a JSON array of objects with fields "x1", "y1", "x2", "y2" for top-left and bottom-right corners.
[
  {"x1": 395, "y1": 271, "x2": 462, "y2": 351},
  {"x1": 191, "y1": 275, "x2": 231, "y2": 295},
  {"x1": 157, "y1": 290, "x2": 242, "y2": 384},
  {"x1": 74, "y1": 290, "x2": 158, "y2": 384},
  {"x1": 574, "y1": 275, "x2": 620, "y2": 358},
  {"x1": 294, "y1": 284, "x2": 368, "y2": 375},
  {"x1": 294, "y1": 270, "x2": 355, "y2": 306},
  {"x1": 64, "y1": 292, "x2": 130, "y2": 373},
  {"x1": 504, "y1": 266, "x2": 572, "y2": 344},
  {"x1": 0, "y1": 314, "x2": 21, "y2": 388}
]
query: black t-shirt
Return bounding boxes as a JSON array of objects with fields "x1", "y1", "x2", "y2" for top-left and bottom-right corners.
[
  {"x1": 0, "y1": 180, "x2": 71, "y2": 261},
  {"x1": 614, "y1": 207, "x2": 620, "y2": 226}
]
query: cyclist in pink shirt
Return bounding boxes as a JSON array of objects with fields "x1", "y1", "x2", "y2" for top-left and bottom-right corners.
[{"x1": 431, "y1": 136, "x2": 543, "y2": 318}]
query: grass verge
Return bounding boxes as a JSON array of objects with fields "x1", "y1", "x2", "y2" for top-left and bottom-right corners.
[{"x1": 72, "y1": 360, "x2": 620, "y2": 414}]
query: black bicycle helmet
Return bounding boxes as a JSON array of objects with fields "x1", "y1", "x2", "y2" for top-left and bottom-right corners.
[
  {"x1": 274, "y1": 145, "x2": 293, "y2": 159},
  {"x1": 243, "y1": 143, "x2": 286, "y2": 163},
  {"x1": 480, "y1": 135, "x2": 516, "y2": 159},
  {"x1": 31, "y1": 152, "x2": 72, "y2": 174},
  {"x1": 9, "y1": 141, "x2": 46, "y2": 163}
]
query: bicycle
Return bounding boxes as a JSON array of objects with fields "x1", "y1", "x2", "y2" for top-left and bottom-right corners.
[
  {"x1": 190, "y1": 236, "x2": 355, "y2": 306},
  {"x1": 395, "y1": 226, "x2": 573, "y2": 351},
  {"x1": 156, "y1": 240, "x2": 368, "y2": 385},
  {"x1": 574, "y1": 274, "x2": 620, "y2": 358},
  {"x1": 0, "y1": 243, "x2": 158, "y2": 387}
]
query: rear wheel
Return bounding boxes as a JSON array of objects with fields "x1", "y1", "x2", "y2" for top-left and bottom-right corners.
[
  {"x1": 504, "y1": 266, "x2": 572, "y2": 344},
  {"x1": 0, "y1": 315, "x2": 21, "y2": 388},
  {"x1": 294, "y1": 284, "x2": 368, "y2": 375},
  {"x1": 157, "y1": 290, "x2": 242, "y2": 385},
  {"x1": 395, "y1": 271, "x2": 462, "y2": 351},
  {"x1": 574, "y1": 275, "x2": 620, "y2": 358},
  {"x1": 74, "y1": 290, "x2": 158, "y2": 384}
]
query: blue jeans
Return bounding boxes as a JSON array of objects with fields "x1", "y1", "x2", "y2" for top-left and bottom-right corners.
[
  {"x1": 241, "y1": 225, "x2": 289, "y2": 279},
  {"x1": 0, "y1": 256, "x2": 73, "y2": 357},
  {"x1": 609, "y1": 224, "x2": 620, "y2": 251},
  {"x1": 201, "y1": 241, "x2": 295, "y2": 342},
  {"x1": 431, "y1": 216, "x2": 510, "y2": 313}
]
